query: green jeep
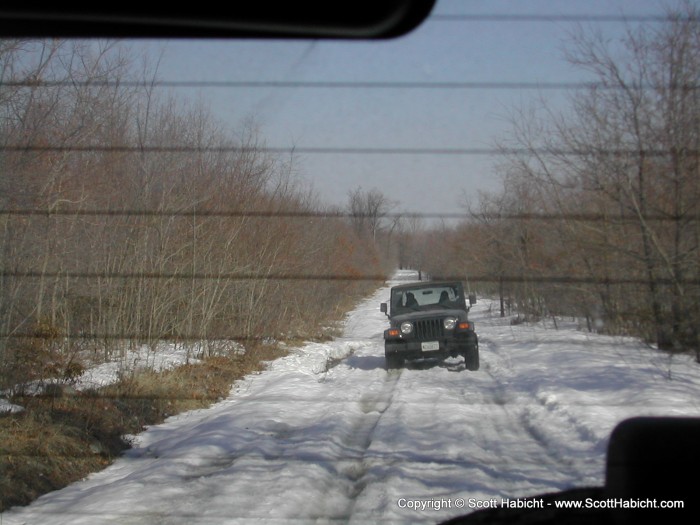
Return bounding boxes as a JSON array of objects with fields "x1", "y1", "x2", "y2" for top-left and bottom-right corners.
[{"x1": 381, "y1": 281, "x2": 479, "y2": 370}]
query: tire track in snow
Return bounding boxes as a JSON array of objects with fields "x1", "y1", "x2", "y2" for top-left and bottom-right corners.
[
  {"x1": 478, "y1": 334, "x2": 601, "y2": 486},
  {"x1": 339, "y1": 304, "x2": 599, "y2": 524},
  {"x1": 335, "y1": 364, "x2": 403, "y2": 515}
]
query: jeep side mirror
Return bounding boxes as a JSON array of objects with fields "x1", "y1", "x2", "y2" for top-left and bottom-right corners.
[
  {"x1": 469, "y1": 294, "x2": 477, "y2": 305},
  {"x1": 380, "y1": 303, "x2": 387, "y2": 314}
]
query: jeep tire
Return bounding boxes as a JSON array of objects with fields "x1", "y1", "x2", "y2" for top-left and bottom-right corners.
[
  {"x1": 385, "y1": 354, "x2": 403, "y2": 370},
  {"x1": 463, "y1": 345, "x2": 479, "y2": 371}
]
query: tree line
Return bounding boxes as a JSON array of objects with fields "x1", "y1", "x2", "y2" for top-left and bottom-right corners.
[
  {"x1": 420, "y1": 2, "x2": 700, "y2": 360},
  {"x1": 0, "y1": 40, "x2": 387, "y2": 391}
]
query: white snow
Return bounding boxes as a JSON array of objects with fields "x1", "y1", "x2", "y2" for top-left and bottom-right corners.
[
  {"x1": 1, "y1": 343, "x2": 198, "y2": 405},
  {"x1": 73, "y1": 343, "x2": 201, "y2": 391},
  {"x1": 0, "y1": 397, "x2": 24, "y2": 414},
  {"x1": 3, "y1": 269, "x2": 700, "y2": 524}
]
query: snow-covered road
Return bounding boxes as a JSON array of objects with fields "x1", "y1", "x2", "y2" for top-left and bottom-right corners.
[{"x1": 4, "y1": 270, "x2": 700, "y2": 524}]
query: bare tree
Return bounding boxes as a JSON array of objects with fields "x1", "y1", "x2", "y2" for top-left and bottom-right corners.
[{"x1": 347, "y1": 186, "x2": 394, "y2": 243}]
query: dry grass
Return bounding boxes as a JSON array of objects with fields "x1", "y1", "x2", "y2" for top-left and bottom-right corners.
[{"x1": 0, "y1": 343, "x2": 287, "y2": 513}]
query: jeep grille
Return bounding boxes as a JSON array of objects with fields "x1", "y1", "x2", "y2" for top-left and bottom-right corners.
[{"x1": 414, "y1": 319, "x2": 444, "y2": 340}]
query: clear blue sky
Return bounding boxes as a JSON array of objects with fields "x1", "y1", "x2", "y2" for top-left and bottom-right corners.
[{"x1": 140, "y1": 0, "x2": 678, "y2": 218}]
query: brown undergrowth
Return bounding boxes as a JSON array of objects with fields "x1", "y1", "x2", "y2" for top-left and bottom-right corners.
[{"x1": 0, "y1": 343, "x2": 286, "y2": 513}]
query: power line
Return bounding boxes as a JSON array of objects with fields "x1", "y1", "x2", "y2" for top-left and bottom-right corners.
[
  {"x1": 1, "y1": 145, "x2": 694, "y2": 156},
  {"x1": 0, "y1": 270, "x2": 694, "y2": 286},
  {"x1": 3, "y1": 79, "x2": 698, "y2": 90},
  {"x1": 0, "y1": 270, "x2": 387, "y2": 282},
  {"x1": 429, "y1": 13, "x2": 696, "y2": 23},
  {"x1": 0, "y1": 209, "x2": 695, "y2": 222},
  {"x1": 0, "y1": 331, "x2": 274, "y2": 343}
]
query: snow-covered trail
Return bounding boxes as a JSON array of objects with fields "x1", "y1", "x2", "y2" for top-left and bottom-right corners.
[{"x1": 4, "y1": 271, "x2": 700, "y2": 524}]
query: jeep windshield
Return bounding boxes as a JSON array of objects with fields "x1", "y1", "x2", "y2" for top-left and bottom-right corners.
[{"x1": 391, "y1": 284, "x2": 465, "y2": 315}]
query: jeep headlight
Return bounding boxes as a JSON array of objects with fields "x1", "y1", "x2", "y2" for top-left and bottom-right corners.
[
  {"x1": 443, "y1": 317, "x2": 457, "y2": 330},
  {"x1": 400, "y1": 321, "x2": 413, "y2": 335}
]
